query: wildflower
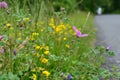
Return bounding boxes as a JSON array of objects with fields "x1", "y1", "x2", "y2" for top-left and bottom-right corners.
[
  {"x1": 63, "y1": 37, "x2": 67, "y2": 40},
  {"x1": 35, "y1": 46, "x2": 41, "y2": 50},
  {"x1": 32, "y1": 32, "x2": 39, "y2": 36},
  {"x1": 106, "y1": 46, "x2": 111, "y2": 51},
  {"x1": 25, "y1": 18, "x2": 30, "y2": 21},
  {"x1": 44, "y1": 50, "x2": 49, "y2": 55},
  {"x1": 0, "y1": 47, "x2": 4, "y2": 54},
  {"x1": 42, "y1": 70, "x2": 50, "y2": 77},
  {"x1": 65, "y1": 44, "x2": 70, "y2": 48},
  {"x1": 6, "y1": 23, "x2": 11, "y2": 27},
  {"x1": 0, "y1": 35, "x2": 4, "y2": 41},
  {"x1": 41, "y1": 58, "x2": 48, "y2": 64},
  {"x1": 73, "y1": 26, "x2": 88, "y2": 37},
  {"x1": 32, "y1": 74, "x2": 37, "y2": 80},
  {"x1": 13, "y1": 49, "x2": 17, "y2": 55},
  {"x1": 0, "y1": 1, "x2": 8, "y2": 9},
  {"x1": 66, "y1": 74, "x2": 72, "y2": 80},
  {"x1": 49, "y1": 18, "x2": 55, "y2": 29}
]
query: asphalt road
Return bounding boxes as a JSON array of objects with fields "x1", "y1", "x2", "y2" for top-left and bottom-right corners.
[{"x1": 95, "y1": 15, "x2": 120, "y2": 70}]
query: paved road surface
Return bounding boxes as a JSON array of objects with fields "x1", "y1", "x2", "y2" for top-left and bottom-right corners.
[{"x1": 95, "y1": 15, "x2": 120, "y2": 70}]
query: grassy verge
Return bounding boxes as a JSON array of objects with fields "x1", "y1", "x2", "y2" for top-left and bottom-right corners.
[{"x1": 0, "y1": 1, "x2": 119, "y2": 80}]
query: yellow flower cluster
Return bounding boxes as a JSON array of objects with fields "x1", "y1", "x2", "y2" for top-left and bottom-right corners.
[
  {"x1": 55, "y1": 23, "x2": 66, "y2": 33},
  {"x1": 49, "y1": 18, "x2": 71, "y2": 34},
  {"x1": 29, "y1": 32, "x2": 39, "y2": 41},
  {"x1": 32, "y1": 32, "x2": 39, "y2": 36},
  {"x1": 44, "y1": 50, "x2": 49, "y2": 55},
  {"x1": 49, "y1": 18, "x2": 55, "y2": 29},
  {"x1": 35, "y1": 45, "x2": 43, "y2": 50},
  {"x1": 33, "y1": 44, "x2": 50, "y2": 78},
  {"x1": 32, "y1": 74, "x2": 37, "y2": 80},
  {"x1": 42, "y1": 70, "x2": 50, "y2": 77},
  {"x1": 35, "y1": 45, "x2": 49, "y2": 51},
  {"x1": 41, "y1": 58, "x2": 48, "y2": 64}
]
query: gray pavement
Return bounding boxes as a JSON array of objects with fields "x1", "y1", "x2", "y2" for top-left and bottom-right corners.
[{"x1": 95, "y1": 15, "x2": 120, "y2": 70}]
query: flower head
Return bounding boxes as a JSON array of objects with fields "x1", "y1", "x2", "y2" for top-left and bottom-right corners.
[
  {"x1": 44, "y1": 50, "x2": 49, "y2": 55},
  {"x1": 42, "y1": 70, "x2": 50, "y2": 77},
  {"x1": 106, "y1": 46, "x2": 111, "y2": 51},
  {"x1": 0, "y1": 1, "x2": 8, "y2": 9},
  {"x1": 41, "y1": 58, "x2": 48, "y2": 64},
  {"x1": 73, "y1": 26, "x2": 88, "y2": 37},
  {"x1": 0, "y1": 47, "x2": 4, "y2": 54},
  {"x1": 13, "y1": 49, "x2": 17, "y2": 55},
  {"x1": 66, "y1": 74, "x2": 72, "y2": 80},
  {"x1": 25, "y1": 18, "x2": 30, "y2": 21},
  {"x1": 32, "y1": 74, "x2": 37, "y2": 80},
  {"x1": 0, "y1": 35, "x2": 4, "y2": 41}
]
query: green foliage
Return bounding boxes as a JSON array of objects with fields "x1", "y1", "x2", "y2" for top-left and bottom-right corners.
[
  {"x1": 49, "y1": 0, "x2": 78, "y2": 12},
  {"x1": 79, "y1": 0, "x2": 120, "y2": 14},
  {"x1": 0, "y1": 72, "x2": 20, "y2": 80},
  {"x1": 79, "y1": 0, "x2": 113, "y2": 13}
]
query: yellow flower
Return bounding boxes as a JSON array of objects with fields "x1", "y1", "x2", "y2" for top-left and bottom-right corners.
[
  {"x1": 49, "y1": 18, "x2": 55, "y2": 29},
  {"x1": 65, "y1": 44, "x2": 70, "y2": 48},
  {"x1": 44, "y1": 50, "x2": 49, "y2": 55},
  {"x1": 42, "y1": 70, "x2": 50, "y2": 77},
  {"x1": 25, "y1": 18, "x2": 30, "y2": 21},
  {"x1": 63, "y1": 37, "x2": 67, "y2": 40},
  {"x1": 32, "y1": 32, "x2": 39, "y2": 36},
  {"x1": 6, "y1": 23, "x2": 11, "y2": 27},
  {"x1": 55, "y1": 27, "x2": 61, "y2": 32},
  {"x1": 35, "y1": 46, "x2": 41, "y2": 50},
  {"x1": 32, "y1": 74, "x2": 37, "y2": 80},
  {"x1": 41, "y1": 58, "x2": 48, "y2": 63}
]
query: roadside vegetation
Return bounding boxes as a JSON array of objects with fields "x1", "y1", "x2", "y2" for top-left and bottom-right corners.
[{"x1": 0, "y1": 0, "x2": 119, "y2": 80}]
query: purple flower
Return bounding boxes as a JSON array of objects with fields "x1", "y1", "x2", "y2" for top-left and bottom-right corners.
[
  {"x1": 73, "y1": 26, "x2": 88, "y2": 37},
  {"x1": 106, "y1": 46, "x2": 111, "y2": 51},
  {"x1": 13, "y1": 49, "x2": 17, "y2": 55},
  {"x1": 66, "y1": 74, "x2": 72, "y2": 80},
  {"x1": 0, "y1": 35, "x2": 4, "y2": 41},
  {"x1": 0, "y1": 1, "x2": 8, "y2": 9},
  {"x1": 0, "y1": 48, "x2": 4, "y2": 54}
]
